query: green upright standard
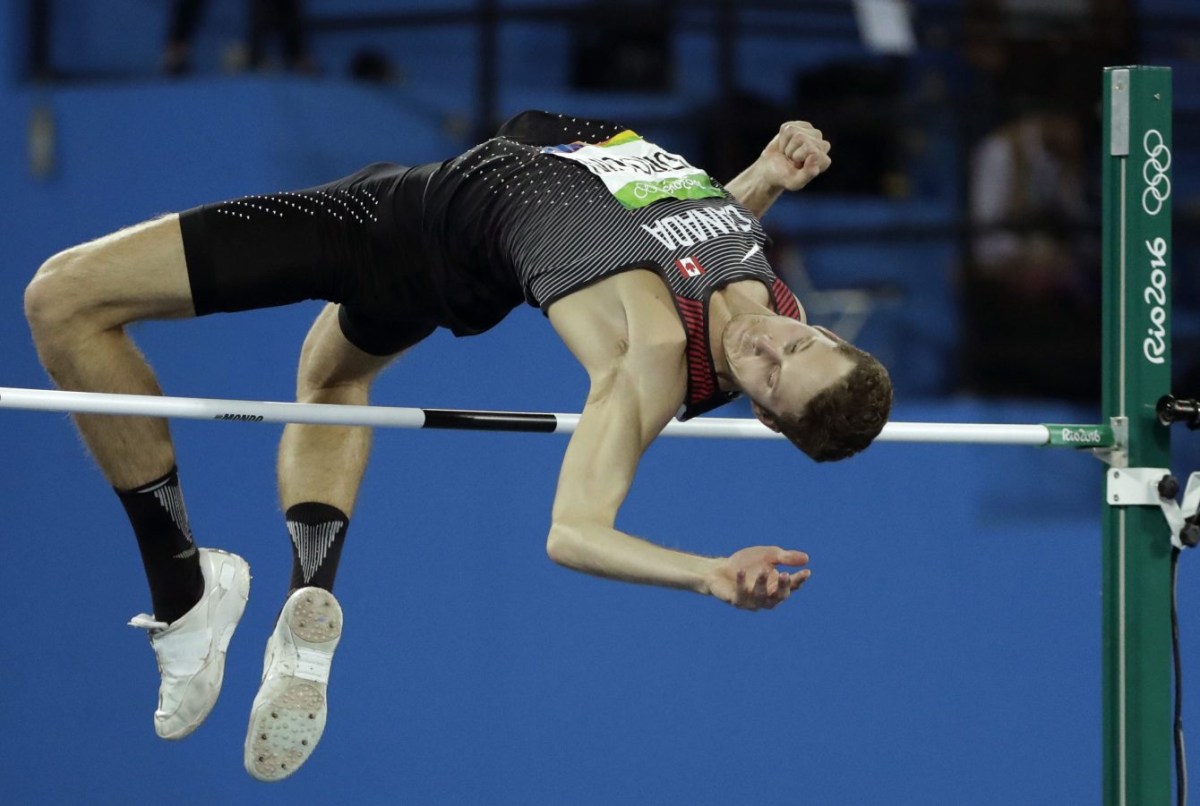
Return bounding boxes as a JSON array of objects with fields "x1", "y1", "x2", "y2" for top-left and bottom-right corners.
[{"x1": 1102, "y1": 65, "x2": 1174, "y2": 806}]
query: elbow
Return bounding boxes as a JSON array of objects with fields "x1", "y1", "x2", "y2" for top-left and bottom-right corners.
[{"x1": 545, "y1": 521, "x2": 583, "y2": 568}]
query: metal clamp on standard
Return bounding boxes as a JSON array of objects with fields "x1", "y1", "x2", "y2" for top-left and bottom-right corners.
[{"x1": 1107, "y1": 468, "x2": 1200, "y2": 549}]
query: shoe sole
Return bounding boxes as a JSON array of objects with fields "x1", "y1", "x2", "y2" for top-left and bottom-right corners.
[
  {"x1": 156, "y1": 549, "x2": 251, "y2": 741},
  {"x1": 244, "y1": 588, "x2": 342, "y2": 782}
]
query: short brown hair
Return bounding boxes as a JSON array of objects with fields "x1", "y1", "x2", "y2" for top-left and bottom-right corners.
[{"x1": 777, "y1": 343, "x2": 892, "y2": 462}]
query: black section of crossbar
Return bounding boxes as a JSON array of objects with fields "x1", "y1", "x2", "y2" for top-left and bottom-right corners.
[{"x1": 421, "y1": 409, "x2": 559, "y2": 433}]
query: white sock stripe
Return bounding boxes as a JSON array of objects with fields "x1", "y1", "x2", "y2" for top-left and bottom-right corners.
[
  {"x1": 287, "y1": 520, "x2": 342, "y2": 583},
  {"x1": 136, "y1": 475, "x2": 172, "y2": 494},
  {"x1": 286, "y1": 521, "x2": 310, "y2": 580},
  {"x1": 152, "y1": 484, "x2": 193, "y2": 543}
]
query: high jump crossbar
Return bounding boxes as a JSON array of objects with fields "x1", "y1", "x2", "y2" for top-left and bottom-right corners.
[{"x1": 0, "y1": 386, "x2": 1112, "y2": 447}]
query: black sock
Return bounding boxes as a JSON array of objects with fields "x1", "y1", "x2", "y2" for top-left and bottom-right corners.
[
  {"x1": 116, "y1": 467, "x2": 204, "y2": 624},
  {"x1": 286, "y1": 502, "x2": 349, "y2": 593}
]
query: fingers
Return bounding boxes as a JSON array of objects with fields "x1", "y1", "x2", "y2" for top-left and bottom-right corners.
[
  {"x1": 734, "y1": 569, "x2": 763, "y2": 610},
  {"x1": 779, "y1": 121, "x2": 830, "y2": 156},
  {"x1": 774, "y1": 121, "x2": 832, "y2": 186},
  {"x1": 803, "y1": 151, "x2": 832, "y2": 179},
  {"x1": 781, "y1": 120, "x2": 821, "y2": 137},
  {"x1": 771, "y1": 548, "x2": 809, "y2": 567},
  {"x1": 755, "y1": 568, "x2": 773, "y2": 597},
  {"x1": 733, "y1": 565, "x2": 811, "y2": 611}
]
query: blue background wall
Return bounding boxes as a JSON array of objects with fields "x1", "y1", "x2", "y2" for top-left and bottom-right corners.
[{"x1": 2, "y1": 3, "x2": 1199, "y2": 804}]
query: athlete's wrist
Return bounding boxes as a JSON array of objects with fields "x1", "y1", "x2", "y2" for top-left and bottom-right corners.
[{"x1": 693, "y1": 555, "x2": 722, "y2": 596}]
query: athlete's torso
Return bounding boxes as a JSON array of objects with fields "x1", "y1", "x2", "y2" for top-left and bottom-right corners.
[{"x1": 407, "y1": 111, "x2": 803, "y2": 416}]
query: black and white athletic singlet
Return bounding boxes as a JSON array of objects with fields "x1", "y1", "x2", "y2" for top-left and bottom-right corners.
[{"x1": 414, "y1": 111, "x2": 804, "y2": 417}]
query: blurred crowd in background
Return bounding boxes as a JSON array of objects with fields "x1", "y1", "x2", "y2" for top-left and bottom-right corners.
[{"x1": 16, "y1": 0, "x2": 1200, "y2": 405}]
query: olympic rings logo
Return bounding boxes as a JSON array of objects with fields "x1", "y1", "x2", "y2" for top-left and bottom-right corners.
[{"x1": 1141, "y1": 129, "x2": 1172, "y2": 216}]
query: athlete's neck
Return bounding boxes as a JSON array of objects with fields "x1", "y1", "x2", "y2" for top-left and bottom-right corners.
[{"x1": 709, "y1": 281, "x2": 774, "y2": 389}]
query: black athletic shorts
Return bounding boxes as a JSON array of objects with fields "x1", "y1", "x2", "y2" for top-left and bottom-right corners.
[{"x1": 178, "y1": 162, "x2": 442, "y2": 356}]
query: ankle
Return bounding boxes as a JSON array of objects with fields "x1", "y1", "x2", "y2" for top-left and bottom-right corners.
[
  {"x1": 118, "y1": 467, "x2": 204, "y2": 623},
  {"x1": 286, "y1": 502, "x2": 349, "y2": 593}
]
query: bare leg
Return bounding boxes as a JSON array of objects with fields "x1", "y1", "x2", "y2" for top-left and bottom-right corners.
[
  {"x1": 246, "y1": 303, "x2": 401, "y2": 781},
  {"x1": 278, "y1": 303, "x2": 401, "y2": 515},
  {"x1": 24, "y1": 215, "x2": 195, "y2": 489},
  {"x1": 276, "y1": 304, "x2": 403, "y2": 595},
  {"x1": 24, "y1": 215, "x2": 248, "y2": 740}
]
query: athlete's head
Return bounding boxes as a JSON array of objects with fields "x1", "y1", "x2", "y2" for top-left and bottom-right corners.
[{"x1": 721, "y1": 315, "x2": 892, "y2": 462}]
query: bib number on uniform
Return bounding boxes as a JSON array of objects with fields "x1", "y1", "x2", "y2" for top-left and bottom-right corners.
[{"x1": 542, "y1": 130, "x2": 724, "y2": 210}]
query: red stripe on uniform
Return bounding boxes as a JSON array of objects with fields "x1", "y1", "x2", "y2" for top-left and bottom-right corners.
[
  {"x1": 675, "y1": 298, "x2": 713, "y2": 404},
  {"x1": 771, "y1": 278, "x2": 801, "y2": 320}
]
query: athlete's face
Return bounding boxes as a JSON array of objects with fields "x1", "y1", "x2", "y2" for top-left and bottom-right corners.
[{"x1": 722, "y1": 314, "x2": 854, "y2": 427}]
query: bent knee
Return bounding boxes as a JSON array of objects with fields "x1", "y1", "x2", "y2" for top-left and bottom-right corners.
[
  {"x1": 295, "y1": 349, "x2": 375, "y2": 404},
  {"x1": 26, "y1": 220, "x2": 194, "y2": 341},
  {"x1": 295, "y1": 379, "x2": 373, "y2": 406},
  {"x1": 24, "y1": 250, "x2": 91, "y2": 340},
  {"x1": 295, "y1": 355, "x2": 378, "y2": 404},
  {"x1": 294, "y1": 307, "x2": 393, "y2": 402}
]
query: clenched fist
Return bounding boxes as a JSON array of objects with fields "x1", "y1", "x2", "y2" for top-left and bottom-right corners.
[{"x1": 758, "y1": 121, "x2": 832, "y2": 192}]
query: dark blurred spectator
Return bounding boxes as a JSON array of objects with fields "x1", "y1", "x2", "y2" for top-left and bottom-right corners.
[
  {"x1": 349, "y1": 49, "x2": 397, "y2": 84},
  {"x1": 971, "y1": 112, "x2": 1091, "y2": 298},
  {"x1": 163, "y1": 0, "x2": 316, "y2": 76},
  {"x1": 962, "y1": 109, "x2": 1101, "y2": 401}
]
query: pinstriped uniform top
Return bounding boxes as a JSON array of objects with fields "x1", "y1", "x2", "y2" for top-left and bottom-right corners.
[{"x1": 415, "y1": 111, "x2": 804, "y2": 419}]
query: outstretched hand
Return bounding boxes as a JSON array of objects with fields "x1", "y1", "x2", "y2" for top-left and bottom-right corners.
[
  {"x1": 758, "y1": 121, "x2": 832, "y2": 192},
  {"x1": 707, "y1": 546, "x2": 811, "y2": 611}
]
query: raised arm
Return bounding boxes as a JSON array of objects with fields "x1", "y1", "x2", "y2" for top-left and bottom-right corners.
[{"x1": 724, "y1": 121, "x2": 832, "y2": 218}]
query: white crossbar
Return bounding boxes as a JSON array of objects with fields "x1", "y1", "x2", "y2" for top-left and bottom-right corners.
[
  {"x1": 0, "y1": 386, "x2": 1056, "y2": 445},
  {"x1": 0, "y1": 387, "x2": 426, "y2": 428}
]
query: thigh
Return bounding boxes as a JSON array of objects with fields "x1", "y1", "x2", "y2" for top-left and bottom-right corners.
[
  {"x1": 50, "y1": 214, "x2": 196, "y2": 326},
  {"x1": 180, "y1": 163, "x2": 416, "y2": 319}
]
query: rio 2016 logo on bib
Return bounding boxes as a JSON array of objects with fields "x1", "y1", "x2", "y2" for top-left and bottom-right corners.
[{"x1": 543, "y1": 130, "x2": 725, "y2": 210}]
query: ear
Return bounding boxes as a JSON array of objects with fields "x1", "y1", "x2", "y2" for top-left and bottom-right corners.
[{"x1": 751, "y1": 401, "x2": 783, "y2": 433}]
